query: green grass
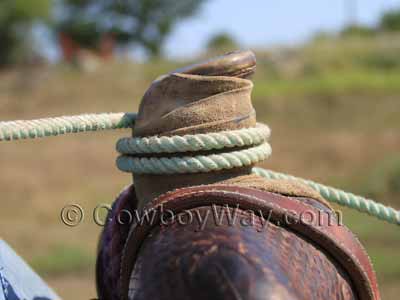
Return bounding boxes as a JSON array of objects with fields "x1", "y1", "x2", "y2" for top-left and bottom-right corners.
[
  {"x1": 340, "y1": 208, "x2": 400, "y2": 280},
  {"x1": 328, "y1": 154, "x2": 400, "y2": 282},
  {"x1": 253, "y1": 70, "x2": 400, "y2": 98},
  {"x1": 369, "y1": 247, "x2": 400, "y2": 280},
  {"x1": 358, "y1": 155, "x2": 400, "y2": 199},
  {"x1": 30, "y1": 244, "x2": 94, "y2": 276}
]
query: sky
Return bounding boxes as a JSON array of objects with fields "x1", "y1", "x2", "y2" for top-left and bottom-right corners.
[
  {"x1": 162, "y1": 0, "x2": 400, "y2": 59},
  {"x1": 42, "y1": 0, "x2": 400, "y2": 61}
]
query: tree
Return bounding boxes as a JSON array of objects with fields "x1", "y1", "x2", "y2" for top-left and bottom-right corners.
[
  {"x1": 380, "y1": 9, "x2": 400, "y2": 31},
  {"x1": 207, "y1": 33, "x2": 238, "y2": 52},
  {"x1": 0, "y1": 0, "x2": 51, "y2": 67},
  {"x1": 56, "y1": 0, "x2": 207, "y2": 58}
]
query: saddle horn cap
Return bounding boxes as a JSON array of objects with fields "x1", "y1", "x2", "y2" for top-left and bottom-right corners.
[{"x1": 173, "y1": 50, "x2": 256, "y2": 78}]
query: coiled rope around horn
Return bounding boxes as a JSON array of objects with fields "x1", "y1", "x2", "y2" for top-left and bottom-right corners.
[{"x1": 1, "y1": 113, "x2": 399, "y2": 226}]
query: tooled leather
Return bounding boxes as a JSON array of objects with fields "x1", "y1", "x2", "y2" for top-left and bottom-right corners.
[
  {"x1": 119, "y1": 185, "x2": 379, "y2": 300},
  {"x1": 126, "y1": 206, "x2": 355, "y2": 300}
]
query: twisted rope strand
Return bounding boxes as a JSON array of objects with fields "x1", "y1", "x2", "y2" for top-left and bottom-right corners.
[
  {"x1": 0, "y1": 113, "x2": 137, "y2": 141},
  {"x1": 116, "y1": 123, "x2": 270, "y2": 154},
  {"x1": 1, "y1": 112, "x2": 399, "y2": 225},
  {"x1": 252, "y1": 167, "x2": 400, "y2": 226},
  {"x1": 117, "y1": 143, "x2": 272, "y2": 174}
]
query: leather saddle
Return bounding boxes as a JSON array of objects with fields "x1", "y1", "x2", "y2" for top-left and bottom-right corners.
[{"x1": 96, "y1": 51, "x2": 380, "y2": 300}]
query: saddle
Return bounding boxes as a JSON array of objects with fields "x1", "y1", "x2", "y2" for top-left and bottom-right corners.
[{"x1": 96, "y1": 51, "x2": 380, "y2": 300}]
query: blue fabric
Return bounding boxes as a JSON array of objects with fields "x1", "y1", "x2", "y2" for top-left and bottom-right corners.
[{"x1": 0, "y1": 240, "x2": 60, "y2": 300}]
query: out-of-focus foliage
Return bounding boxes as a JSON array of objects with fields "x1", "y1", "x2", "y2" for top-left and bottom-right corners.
[
  {"x1": 380, "y1": 8, "x2": 400, "y2": 31},
  {"x1": 340, "y1": 25, "x2": 376, "y2": 37},
  {"x1": 57, "y1": 20, "x2": 101, "y2": 49},
  {"x1": 56, "y1": 0, "x2": 207, "y2": 57},
  {"x1": 207, "y1": 32, "x2": 238, "y2": 52},
  {"x1": 312, "y1": 31, "x2": 335, "y2": 42},
  {"x1": 0, "y1": 0, "x2": 51, "y2": 67},
  {"x1": 0, "y1": 0, "x2": 50, "y2": 23}
]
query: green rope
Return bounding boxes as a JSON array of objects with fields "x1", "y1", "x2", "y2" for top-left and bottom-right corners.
[
  {"x1": 1, "y1": 113, "x2": 399, "y2": 226},
  {"x1": 252, "y1": 168, "x2": 400, "y2": 226},
  {"x1": 116, "y1": 123, "x2": 270, "y2": 154},
  {"x1": 117, "y1": 143, "x2": 272, "y2": 174},
  {"x1": 0, "y1": 113, "x2": 136, "y2": 141}
]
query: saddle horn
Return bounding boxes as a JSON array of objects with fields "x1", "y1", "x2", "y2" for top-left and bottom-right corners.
[{"x1": 96, "y1": 51, "x2": 380, "y2": 300}]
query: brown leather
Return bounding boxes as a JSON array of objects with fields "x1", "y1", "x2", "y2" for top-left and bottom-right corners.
[
  {"x1": 133, "y1": 73, "x2": 255, "y2": 137},
  {"x1": 96, "y1": 185, "x2": 138, "y2": 300},
  {"x1": 133, "y1": 51, "x2": 257, "y2": 138},
  {"x1": 132, "y1": 52, "x2": 258, "y2": 208},
  {"x1": 219, "y1": 173, "x2": 333, "y2": 210},
  {"x1": 133, "y1": 167, "x2": 253, "y2": 209},
  {"x1": 119, "y1": 185, "x2": 380, "y2": 300},
  {"x1": 124, "y1": 201, "x2": 355, "y2": 300},
  {"x1": 174, "y1": 50, "x2": 256, "y2": 79}
]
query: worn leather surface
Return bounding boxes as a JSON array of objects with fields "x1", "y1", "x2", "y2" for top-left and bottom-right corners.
[
  {"x1": 131, "y1": 52, "x2": 257, "y2": 208},
  {"x1": 118, "y1": 185, "x2": 379, "y2": 300},
  {"x1": 174, "y1": 50, "x2": 256, "y2": 79},
  {"x1": 133, "y1": 73, "x2": 255, "y2": 137}
]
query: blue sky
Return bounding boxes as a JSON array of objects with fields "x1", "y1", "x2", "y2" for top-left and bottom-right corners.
[
  {"x1": 42, "y1": 0, "x2": 400, "y2": 61},
  {"x1": 163, "y1": 0, "x2": 400, "y2": 58}
]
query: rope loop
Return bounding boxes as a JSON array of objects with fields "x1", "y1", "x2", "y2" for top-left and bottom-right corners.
[
  {"x1": 117, "y1": 143, "x2": 272, "y2": 174},
  {"x1": 116, "y1": 123, "x2": 270, "y2": 154}
]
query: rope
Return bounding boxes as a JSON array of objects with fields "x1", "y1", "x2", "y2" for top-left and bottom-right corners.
[
  {"x1": 117, "y1": 143, "x2": 272, "y2": 174},
  {"x1": 116, "y1": 123, "x2": 270, "y2": 154},
  {"x1": 252, "y1": 168, "x2": 400, "y2": 226},
  {"x1": 1, "y1": 113, "x2": 399, "y2": 226},
  {"x1": 0, "y1": 113, "x2": 136, "y2": 141}
]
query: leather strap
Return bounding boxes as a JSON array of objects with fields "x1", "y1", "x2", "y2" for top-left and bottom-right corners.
[{"x1": 119, "y1": 185, "x2": 380, "y2": 300}]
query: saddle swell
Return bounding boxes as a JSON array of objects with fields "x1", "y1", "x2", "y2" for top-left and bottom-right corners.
[{"x1": 110, "y1": 185, "x2": 379, "y2": 300}]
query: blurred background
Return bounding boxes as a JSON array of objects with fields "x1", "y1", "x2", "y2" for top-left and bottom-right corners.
[{"x1": 0, "y1": 0, "x2": 399, "y2": 299}]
